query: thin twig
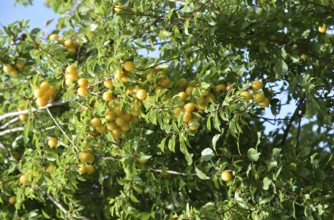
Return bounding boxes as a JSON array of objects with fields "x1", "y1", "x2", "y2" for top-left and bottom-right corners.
[
  {"x1": 75, "y1": 101, "x2": 89, "y2": 110},
  {"x1": 302, "y1": 0, "x2": 334, "y2": 11},
  {"x1": 47, "y1": 194, "x2": 68, "y2": 215},
  {"x1": 296, "y1": 113, "x2": 302, "y2": 148},
  {"x1": 169, "y1": 0, "x2": 186, "y2": 5},
  {"x1": 101, "y1": 157, "x2": 197, "y2": 176},
  {"x1": 253, "y1": 115, "x2": 289, "y2": 122},
  {"x1": 0, "y1": 99, "x2": 70, "y2": 122},
  {"x1": 47, "y1": 194, "x2": 92, "y2": 220},
  {"x1": 216, "y1": 203, "x2": 238, "y2": 215},
  {"x1": 44, "y1": 126, "x2": 56, "y2": 131},
  {"x1": 76, "y1": 45, "x2": 82, "y2": 66},
  {"x1": 101, "y1": 157, "x2": 121, "y2": 161},
  {"x1": 280, "y1": 97, "x2": 305, "y2": 146},
  {"x1": 58, "y1": 141, "x2": 69, "y2": 148},
  {"x1": 0, "y1": 117, "x2": 19, "y2": 129},
  {"x1": 0, "y1": 127, "x2": 25, "y2": 136},
  {"x1": 152, "y1": 168, "x2": 193, "y2": 176},
  {"x1": 136, "y1": 51, "x2": 198, "y2": 72},
  {"x1": 46, "y1": 108, "x2": 76, "y2": 149}
]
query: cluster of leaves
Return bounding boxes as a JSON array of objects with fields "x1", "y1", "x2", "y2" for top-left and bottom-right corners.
[{"x1": 0, "y1": 0, "x2": 333, "y2": 219}]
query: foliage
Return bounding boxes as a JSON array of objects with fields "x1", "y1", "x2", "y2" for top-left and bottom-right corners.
[{"x1": 0, "y1": 0, "x2": 333, "y2": 219}]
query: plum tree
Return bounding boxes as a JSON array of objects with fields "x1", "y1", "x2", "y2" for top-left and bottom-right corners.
[{"x1": 0, "y1": 0, "x2": 333, "y2": 219}]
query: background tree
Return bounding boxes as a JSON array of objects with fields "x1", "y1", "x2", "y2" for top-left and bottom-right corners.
[{"x1": 0, "y1": 0, "x2": 333, "y2": 219}]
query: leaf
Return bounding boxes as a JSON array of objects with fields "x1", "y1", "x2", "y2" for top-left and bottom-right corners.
[
  {"x1": 168, "y1": 136, "x2": 176, "y2": 152},
  {"x1": 272, "y1": 148, "x2": 281, "y2": 158},
  {"x1": 259, "y1": 197, "x2": 272, "y2": 205},
  {"x1": 200, "y1": 82, "x2": 211, "y2": 89},
  {"x1": 136, "y1": 212, "x2": 151, "y2": 220},
  {"x1": 255, "y1": 131, "x2": 261, "y2": 149},
  {"x1": 195, "y1": 167, "x2": 209, "y2": 180},
  {"x1": 159, "y1": 137, "x2": 166, "y2": 152},
  {"x1": 167, "y1": 8, "x2": 174, "y2": 20},
  {"x1": 23, "y1": 113, "x2": 31, "y2": 144},
  {"x1": 180, "y1": 135, "x2": 192, "y2": 165},
  {"x1": 206, "y1": 116, "x2": 212, "y2": 131},
  {"x1": 42, "y1": 210, "x2": 51, "y2": 219},
  {"x1": 274, "y1": 59, "x2": 288, "y2": 78},
  {"x1": 201, "y1": 148, "x2": 214, "y2": 161},
  {"x1": 247, "y1": 148, "x2": 261, "y2": 161},
  {"x1": 184, "y1": 19, "x2": 190, "y2": 35},
  {"x1": 275, "y1": 166, "x2": 283, "y2": 178},
  {"x1": 212, "y1": 134, "x2": 220, "y2": 152},
  {"x1": 281, "y1": 47, "x2": 287, "y2": 59},
  {"x1": 130, "y1": 193, "x2": 140, "y2": 203},
  {"x1": 44, "y1": 19, "x2": 53, "y2": 27},
  {"x1": 159, "y1": 30, "x2": 172, "y2": 39},
  {"x1": 90, "y1": 23, "x2": 98, "y2": 32},
  {"x1": 305, "y1": 98, "x2": 320, "y2": 118},
  {"x1": 213, "y1": 111, "x2": 221, "y2": 132},
  {"x1": 263, "y1": 177, "x2": 272, "y2": 190},
  {"x1": 267, "y1": 158, "x2": 277, "y2": 169}
]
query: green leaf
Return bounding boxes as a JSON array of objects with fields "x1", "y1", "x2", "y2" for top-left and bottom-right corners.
[
  {"x1": 159, "y1": 30, "x2": 172, "y2": 39},
  {"x1": 255, "y1": 131, "x2": 261, "y2": 149},
  {"x1": 213, "y1": 111, "x2": 221, "y2": 132},
  {"x1": 263, "y1": 177, "x2": 272, "y2": 190},
  {"x1": 305, "y1": 98, "x2": 320, "y2": 118},
  {"x1": 23, "y1": 113, "x2": 31, "y2": 144},
  {"x1": 259, "y1": 197, "x2": 272, "y2": 205},
  {"x1": 247, "y1": 148, "x2": 261, "y2": 161},
  {"x1": 160, "y1": 137, "x2": 167, "y2": 152},
  {"x1": 180, "y1": 135, "x2": 192, "y2": 165},
  {"x1": 195, "y1": 167, "x2": 209, "y2": 180},
  {"x1": 42, "y1": 210, "x2": 51, "y2": 219},
  {"x1": 184, "y1": 19, "x2": 190, "y2": 35},
  {"x1": 274, "y1": 59, "x2": 288, "y2": 78},
  {"x1": 89, "y1": 23, "x2": 98, "y2": 31},
  {"x1": 281, "y1": 47, "x2": 287, "y2": 59},
  {"x1": 130, "y1": 193, "x2": 140, "y2": 203},
  {"x1": 200, "y1": 82, "x2": 211, "y2": 89},
  {"x1": 272, "y1": 148, "x2": 281, "y2": 158},
  {"x1": 201, "y1": 148, "x2": 214, "y2": 161},
  {"x1": 168, "y1": 135, "x2": 176, "y2": 152},
  {"x1": 167, "y1": 9, "x2": 174, "y2": 20},
  {"x1": 136, "y1": 212, "x2": 152, "y2": 220},
  {"x1": 212, "y1": 134, "x2": 220, "y2": 152},
  {"x1": 206, "y1": 116, "x2": 212, "y2": 131}
]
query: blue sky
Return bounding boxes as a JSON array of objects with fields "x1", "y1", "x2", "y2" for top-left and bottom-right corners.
[
  {"x1": 0, "y1": 1, "x2": 59, "y2": 31},
  {"x1": 0, "y1": 1, "x2": 298, "y2": 134}
]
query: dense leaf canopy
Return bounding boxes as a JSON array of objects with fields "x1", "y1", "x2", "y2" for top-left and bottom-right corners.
[{"x1": 0, "y1": 0, "x2": 333, "y2": 219}]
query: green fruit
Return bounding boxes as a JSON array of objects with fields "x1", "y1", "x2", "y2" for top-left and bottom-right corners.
[
  {"x1": 240, "y1": 91, "x2": 251, "y2": 102},
  {"x1": 259, "y1": 98, "x2": 270, "y2": 108},
  {"x1": 252, "y1": 81, "x2": 263, "y2": 90},
  {"x1": 253, "y1": 93, "x2": 266, "y2": 103}
]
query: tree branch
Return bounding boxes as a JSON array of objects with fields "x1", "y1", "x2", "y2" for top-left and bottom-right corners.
[
  {"x1": 136, "y1": 48, "x2": 201, "y2": 72},
  {"x1": 302, "y1": 0, "x2": 334, "y2": 11},
  {"x1": 151, "y1": 168, "x2": 194, "y2": 176},
  {"x1": 0, "y1": 117, "x2": 19, "y2": 129},
  {"x1": 251, "y1": 115, "x2": 290, "y2": 125},
  {"x1": 169, "y1": 0, "x2": 186, "y2": 5},
  {"x1": 46, "y1": 108, "x2": 77, "y2": 150},
  {"x1": 280, "y1": 97, "x2": 305, "y2": 146},
  {"x1": 47, "y1": 194, "x2": 68, "y2": 215},
  {"x1": 296, "y1": 113, "x2": 302, "y2": 148},
  {"x1": 0, "y1": 127, "x2": 24, "y2": 136},
  {"x1": 0, "y1": 99, "x2": 70, "y2": 122},
  {"x1": 47, "y1": 194, "x2": 92, "y2": 220}
]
